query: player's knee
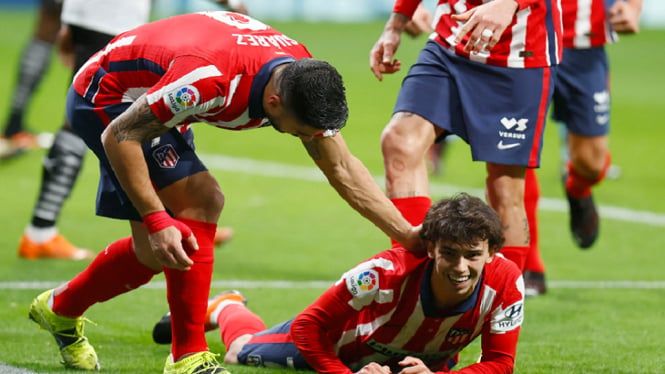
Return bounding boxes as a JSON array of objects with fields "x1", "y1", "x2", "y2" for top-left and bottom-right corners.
[
  {"x1": 381, "y1": 125, "x2": 419, "y2": 160},
  {"x1": 179, "y1": 172, "x2": 226, "y2": 220},
  {"x1": 206, "y1": 188, "x2": 225, "y2": 216}
]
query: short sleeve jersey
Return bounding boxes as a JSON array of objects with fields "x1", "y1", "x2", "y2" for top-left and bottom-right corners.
[
  {"x1": 393, "y1": 0, "x2": 563, "y2": 68},
  {"x1": 299, "y1": 248, "x2": 525, "y2": 373},
  {"x1": 72, "y1": 11, "x2": 312, "y2": 130},
  {"x1": 560, "y1": 0, "x2": 617, "y2": 48}
]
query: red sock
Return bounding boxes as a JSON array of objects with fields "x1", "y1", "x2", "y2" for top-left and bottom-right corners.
[
  {"x1": 389, "y1": 196, "x2": 432, "y2": 248},
  {"x1": 165, "y1": 217, "x2": 216, "y2": 361},
  {"x1": 217, "y1": 303, "x2": 266, "y2": 347},
  {"x1": 565, "y1": 153, "x2": 611, "y2": 198},
  {"x1": 500, "y1": 245, "x2": 529, "y2": 271},
  {"x1": 53, "y1": 237, "x2": 160, "y2": 318},
  {"x1": 523, "y1": 168, "x2": 545, "y2": 274}
]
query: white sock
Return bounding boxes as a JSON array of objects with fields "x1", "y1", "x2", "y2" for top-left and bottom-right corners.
[{"x1": 25, "y1": 225, "x2": 57, "y2": 243}]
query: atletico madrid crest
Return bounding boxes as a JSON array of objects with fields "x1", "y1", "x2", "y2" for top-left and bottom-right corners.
[{"x1": 152, "y1": 144, "x2": 180, "y2": 168}]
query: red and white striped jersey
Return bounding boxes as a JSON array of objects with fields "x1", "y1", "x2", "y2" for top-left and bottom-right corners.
[
  {"x1": 72, "y1": 11, "x2": 312, "y2": 131},
  {"x1": 561, "y1": 0, "x2": 617, "y2": 48},
  {"x1": 393, "y1": 0, "x2": 563, "y2": 68},
  {"x1": 292, "y1": 248, "x2": 524, "y2": 374}
]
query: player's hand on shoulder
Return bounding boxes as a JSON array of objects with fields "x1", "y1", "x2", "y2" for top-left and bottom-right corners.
[
  {"x1": 356, "y1": 362, "x2": 392, "y2": 374},
  {"x1": 399, "y1": 224, "x2": 425, "y2": 252},
  {"x1": 397, "y1": 356, "x2": 434, "y2": 374}
]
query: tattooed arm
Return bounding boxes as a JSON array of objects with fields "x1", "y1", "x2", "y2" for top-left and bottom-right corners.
[
  {"x1": 101, "y1": 94, "x2": 170, "y2": 217},
  {"x1": 303, "y1": 133, "x2": 422, "y2": 250},
  {"x1": 101, "y1": 94, "x2": 198, "y2": 270}
]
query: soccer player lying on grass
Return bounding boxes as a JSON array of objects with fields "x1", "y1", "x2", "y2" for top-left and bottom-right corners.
[
  {"x1": 27, "y1": 11, "x2": 421, "y2": 374},
  {"x1": 153, "y1": 193, "x2": 525, "y2": 373}
]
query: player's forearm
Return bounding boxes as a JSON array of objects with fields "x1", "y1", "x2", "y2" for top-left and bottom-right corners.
[
  {"x1": 101, "y1": 130, "x2": 164, "y2": 216},
  {"x1": 101, "y1": 95, "x2": 169, "y2": 217},
  {"x1": 327, "y1": 157, "x2": 413, "y2": 242},
  {"x1": 448, "y1": 329, "x2": 518, "y2": 373},
  {"x1": 385, "y1": 11, "x2": 413, "y2": 34},
  {"x1": 290, "y1": 307, "x2": 352, "y2": 374},
  {"x1": 305, "y1": 135, "x2": 416, "y2": 248}
]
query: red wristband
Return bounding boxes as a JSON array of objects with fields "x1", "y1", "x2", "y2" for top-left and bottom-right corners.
[{"x1": 142, "y1": 211, "x2": 174, "y2": 234}]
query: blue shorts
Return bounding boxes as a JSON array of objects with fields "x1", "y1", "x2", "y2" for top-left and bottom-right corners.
[
  {"x1": 394, "y1": 41, "x2": 556, "y2": 167},
  {"x1": 552, "y1": 47, "x2": 610, "y2": 137},
  {"x1": 66, "y1": 87, "x2": 208, "y2": 221},
  {"x1": 238, "y1": 319, "x2": 311, "y2": 370}
]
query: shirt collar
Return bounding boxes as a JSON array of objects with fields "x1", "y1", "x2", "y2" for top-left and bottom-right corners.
[{"x1": 248, "y1": 57, "x2": 295, "y2": 119}]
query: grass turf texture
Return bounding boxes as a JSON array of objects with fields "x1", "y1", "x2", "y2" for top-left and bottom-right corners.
[{"x1": 1, "y1": 9, "x2": 665, "y2": 373}]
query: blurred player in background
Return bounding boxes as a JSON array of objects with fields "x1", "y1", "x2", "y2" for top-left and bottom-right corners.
[
  {"x1": 152, "y1": 193, "x2": 524, "y2": 373},
  {"x1": 0, "y1": 0, "x2": 61, "y2": 159},
  {"x1": 16, "y1": 0, "x2": 245, "y2": 260},
  {"x1": 14, "y1": 0, "x2": 150, "y2": 260},
  {"x1": 28, "y1": 11, "x2": 421, "y2": 373},
  {"x1": 370, "y1": 0, "x2": 563, "y2": 272},
  {"x1": 522, "y1": 0, "x2": 643, "y2": 296}
]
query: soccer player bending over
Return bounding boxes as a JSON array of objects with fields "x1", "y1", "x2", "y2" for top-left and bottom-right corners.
[
  {"x1": 154, "y1": 193, "x2": 525, "y2": 373},
  {"x1": 27, "y1": 11, "x2": 420, "y2": 374}
]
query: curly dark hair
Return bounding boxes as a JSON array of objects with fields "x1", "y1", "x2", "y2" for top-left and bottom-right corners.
[
  {"x1": 276, "y1": 58, "x2": 348, "y2": 131},
  {"x1": 420, "y1": 193, "x2": 505, "y2": 252}
]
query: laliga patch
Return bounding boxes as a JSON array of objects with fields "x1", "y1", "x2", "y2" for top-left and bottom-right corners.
[
  {"x1": 152, "y1": 144, "x2": 180, "y2": 168},
  {"x1": 165, "y1": 85, "x2": 199, "y2": 114},
  {"x1": 346, "y1": 269, "x2": 378, "y2": 297}
]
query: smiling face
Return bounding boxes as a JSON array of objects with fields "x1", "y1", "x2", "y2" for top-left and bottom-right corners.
[{"x1": 428, "y1": 239, "x2": 494, "y2": 308}]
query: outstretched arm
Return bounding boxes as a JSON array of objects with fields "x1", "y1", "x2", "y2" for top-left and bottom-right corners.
[{"x1": 302, "y1": 133, "x2": 422, "y2": 250}]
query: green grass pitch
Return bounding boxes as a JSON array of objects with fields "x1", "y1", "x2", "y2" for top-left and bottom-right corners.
[{"x1": 1, "y1": 9, "x2": 664, "y2": 374}]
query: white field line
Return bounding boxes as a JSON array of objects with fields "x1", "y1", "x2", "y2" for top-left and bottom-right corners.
[
  {"x1": 3, "y1": 279, "x2": 665, "y2": 290},
  {"x1": 3, "y1": 278, "x2": 660, "y2": 373},
  {"x1": 4, "y1": 155, "x2": 662, "y2": 373},
  {"x1": 4, "y1": 155, "x2": 665, "y2": 291},
  {"x1": 0, "y1": 364, "x2": 37, "y2": 374},
  {"x1": 199, "y1": 154, "x2": 665, "y2": 227}
]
